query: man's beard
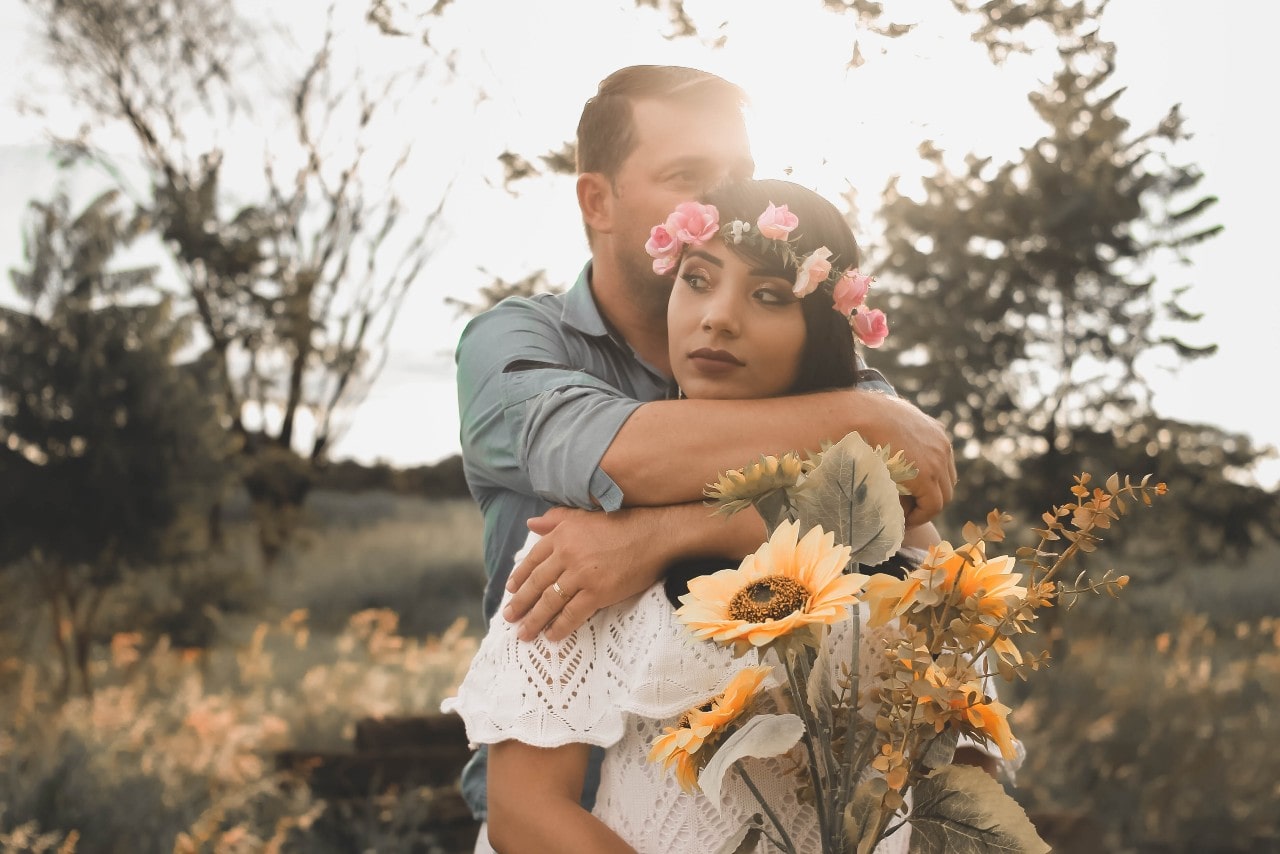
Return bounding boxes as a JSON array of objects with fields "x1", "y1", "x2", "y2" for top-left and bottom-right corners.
[{"x1": 619, "y1": 249, "x2": 675, "y2": 319}]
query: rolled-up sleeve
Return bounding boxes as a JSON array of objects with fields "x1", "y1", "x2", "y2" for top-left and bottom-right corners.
[
  {"x1": 499, "y1": 367, "x2": 640, "y2": 510},
  {"x1": 456, "y1": 300, "x2": 641, "y2": 511}
]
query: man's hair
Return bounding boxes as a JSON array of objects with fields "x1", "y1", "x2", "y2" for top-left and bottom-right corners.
[
  {"x1": 699, "y1": 179, "x2": 862, "y2": 394},
  {"x1": 576, "y1": 65, "x2": 749, "y2": 180}
]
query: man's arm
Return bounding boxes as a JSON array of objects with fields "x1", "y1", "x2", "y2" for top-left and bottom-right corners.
[
  {"x1": 456, "y1": 300, "x2": 651, "y2": 513},
  {"x1": 602, "y1": 391, "x2": 956, "y2": 528},
  {"x1": 504, "y1": 502, "x2": 764, "y2": 642}
]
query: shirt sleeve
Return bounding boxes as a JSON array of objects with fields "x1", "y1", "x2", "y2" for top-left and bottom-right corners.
[
  {"x1": 455, "y1": 299, "x2": 643, "y2": 510},
  {"x1": 854, "y1": 354, "x2": 899, "y2": 397}
]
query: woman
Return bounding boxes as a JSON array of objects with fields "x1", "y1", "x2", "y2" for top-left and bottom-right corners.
[{"x1": 445, "y1": 179, "x2": 1006, "y2": 853}]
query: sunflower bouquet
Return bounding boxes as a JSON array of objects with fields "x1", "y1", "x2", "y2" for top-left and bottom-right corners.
[{"x1": 648, "y1": 431, "x2": 1166, "y2": 854}]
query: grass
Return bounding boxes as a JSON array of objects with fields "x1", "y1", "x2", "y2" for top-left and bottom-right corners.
[{"x1": 1, "y1": 488, "x2": 1277, "y2": 852}]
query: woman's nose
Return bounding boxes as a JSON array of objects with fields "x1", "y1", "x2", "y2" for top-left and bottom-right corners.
[{"x1": 701, "y1": 294, "x2": 740, "y2": 336}]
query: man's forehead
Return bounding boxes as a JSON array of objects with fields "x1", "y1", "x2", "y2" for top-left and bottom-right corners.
[{"x1": 629, "y1": 98, "x2": 753, "y2": 165}]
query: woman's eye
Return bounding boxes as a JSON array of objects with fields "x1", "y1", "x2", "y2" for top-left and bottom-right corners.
[
  {"x1": 681, "y1": 269, "x2": 711, "y2": 291},
  {"x1": 756, "y1": 286, "x2": 794, "y2": 305}
]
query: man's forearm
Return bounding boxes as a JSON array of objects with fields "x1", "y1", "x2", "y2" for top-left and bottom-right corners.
[
  {"x1": 602, "y1": 389, "x2": 917, "y2": 505},
  {"x1": 658, "y1": 500, "x2": 767, "y2": 565}
]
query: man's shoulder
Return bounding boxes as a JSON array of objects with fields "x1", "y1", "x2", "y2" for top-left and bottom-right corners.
[
  {"x1": 458, "y1": 291, "x2": 570, "y2": 347},
  {"x1": 475, "y1": 289, "x2": 569, "y2": 324}
]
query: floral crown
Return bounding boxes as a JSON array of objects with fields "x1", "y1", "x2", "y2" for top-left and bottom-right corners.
[{"x1": 645, "y1": 201, "x2": 889, "y2": 348}]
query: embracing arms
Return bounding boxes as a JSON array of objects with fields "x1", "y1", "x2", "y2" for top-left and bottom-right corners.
[
  {"x1": 455, "y1": 295, "x2": 955, "y2": 525},
  {"x1": 602, "y1": 391, "x2": 956, "y2": 526}
]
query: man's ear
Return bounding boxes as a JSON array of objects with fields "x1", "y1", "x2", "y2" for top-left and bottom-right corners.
[{"x1": 577, "y1": 172, "x2": 613, "y2": 235}]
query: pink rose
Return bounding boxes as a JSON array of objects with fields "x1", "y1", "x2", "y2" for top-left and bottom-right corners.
[
  {"x1": 832, "y1": 269, "x2": 874, "y2": 314},
  {"x1": 852, "y1": 307, "x2": 889, "y2": 348},
  {"x1": 756, "y1": 203, "x2": 799, "y2": 240},
  {"x1": 646, "y1": 224, "x2": 681, "y2": 274},
  {"x1": 667, "y1": 202, "x2": 720, "y2": 245},
  {"x1": 793, "y1": 246, "x2": 833, "y2": 297}
]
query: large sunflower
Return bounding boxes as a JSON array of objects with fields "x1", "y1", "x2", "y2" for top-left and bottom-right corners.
[
  {"x1": 676, "y1": 520, "x2": 865, "y2": 652},
  {"x1": 647, "y1": 665, "x2": 773, "y2": 793}
]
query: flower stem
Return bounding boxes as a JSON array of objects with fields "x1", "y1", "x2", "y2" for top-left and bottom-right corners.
[
  {"x1": 781, "y1": 643, "x2": 833, "y2": 851},
  {"x1": 734, "y1": 761, "x2": 798, "y2": 854},
  {"x1": 839, "y1": 603, "x2": 863, "y2": 812}
]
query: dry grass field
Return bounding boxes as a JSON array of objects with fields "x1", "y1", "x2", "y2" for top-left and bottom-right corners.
[{"x1": 1, "y1": 489, "x2": 1276, "y2": 853}]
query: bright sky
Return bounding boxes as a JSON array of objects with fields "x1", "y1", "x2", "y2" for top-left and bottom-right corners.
[{"x1": 2, "y1": 0, "x2": 1277, "y2": 486}]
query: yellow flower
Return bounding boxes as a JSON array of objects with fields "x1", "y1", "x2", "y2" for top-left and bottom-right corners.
[
  {"x1": 875, "y1": 445, "x2": 919, "y2": 496},
  {"x1": 704, "y1": 452, "x2": 805, "y2": 516},
  {"x1": 913, "y1": 664, "x2": 1019, "y2": 760},
  {"x1": 676, "y1": 520, "x2": 864, "y2": 652},
  {"x1": 967, "y1": 698, "x2": 1018, "y2": 760},
  {"x1": 862, "y1": 540, "x2": 1026, "y2": 629},
  {"x1": 647, "y1": 665, "x2": 772, "y2": 793}
]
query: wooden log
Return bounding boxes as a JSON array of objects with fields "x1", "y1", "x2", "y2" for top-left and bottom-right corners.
[
  {"x1": 275, "y1": 745, "x2": 473, "y2": 798},
  {"x1": 355, "y1": 713, "x2": 469, "y2": 753}
]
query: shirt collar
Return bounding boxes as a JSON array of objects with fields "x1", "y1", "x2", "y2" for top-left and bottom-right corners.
[
  {"x1": 562, "y1": 260, "x2": 673, "y2": 388},
  {"x1": 561, "y1": 261, "x2": 611, "y2": 338}
]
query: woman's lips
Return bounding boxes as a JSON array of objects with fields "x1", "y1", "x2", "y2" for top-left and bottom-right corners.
[{"x1": 687, "y1": 348, "x2": 744, "y2": 374}]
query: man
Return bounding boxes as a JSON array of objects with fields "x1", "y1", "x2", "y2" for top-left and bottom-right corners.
[{"x1": 453, "y1": 65, "x2": 961, "y2": 839}]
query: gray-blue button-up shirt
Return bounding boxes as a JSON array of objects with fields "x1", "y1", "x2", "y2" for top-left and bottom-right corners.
[{"x1": 455, "y1": 262, "x2": 673, "y2": 621}]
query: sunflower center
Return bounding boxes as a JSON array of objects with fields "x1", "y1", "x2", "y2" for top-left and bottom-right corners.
[
  {"x1": 677, "y1": 700, "x2": 717, "y2": 729},
  {"x1": 728, "y1": 575, "x2": 810, "y2": 623}
]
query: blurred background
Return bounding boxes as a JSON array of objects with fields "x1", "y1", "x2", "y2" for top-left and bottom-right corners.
[{"x1": 1, "y1": 1, "x2": 1277, "y2": 852}]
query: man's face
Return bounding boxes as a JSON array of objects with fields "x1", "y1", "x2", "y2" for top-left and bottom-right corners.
[{"x1": 606, "y1": 98, "x2": 754, "y2": 307}]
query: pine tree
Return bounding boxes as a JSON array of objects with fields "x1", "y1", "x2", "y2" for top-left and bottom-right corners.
[{"x1": 873, "y1": 30, "x2": 1277, "y2": 555}]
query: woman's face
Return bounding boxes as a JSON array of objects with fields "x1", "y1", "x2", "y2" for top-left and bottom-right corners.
[{"x1": 667, "y1": 237, "x2": 807, "y2": 400}]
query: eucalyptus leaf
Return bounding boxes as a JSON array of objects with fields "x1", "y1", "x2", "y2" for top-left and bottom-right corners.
[
  {"x1": 700, "y1": 713, "x2": 805, "y2": 810},
  {"x1": 795, "y1": 431, "x2": 905, "y2": 567},
  {"x1": 907, "y1": 764, "x2": 1050, "y2": 853}
]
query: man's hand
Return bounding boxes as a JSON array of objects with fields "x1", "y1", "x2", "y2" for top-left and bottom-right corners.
[
  {"x1": 503, "y1": 507, "x2": 671, "y2": 642},
  {"x1": 504, "y1": 503, "x2": 765, "y2": 642},
  {"x1": 853, "y1": 392, "x2": 957, "y2": 527}
]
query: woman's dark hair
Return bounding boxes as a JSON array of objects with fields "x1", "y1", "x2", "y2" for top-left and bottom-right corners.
[
  {"x1": 662, "y1": 180, "x2": 879, "y2": 608},
  {"x1": 699, "y1": 179, "x2": 861, "y2": 394}
]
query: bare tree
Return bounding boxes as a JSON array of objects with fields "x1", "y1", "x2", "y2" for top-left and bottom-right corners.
[{"x1": 25, "y1": 0, "x2": 453, "y2": 463}]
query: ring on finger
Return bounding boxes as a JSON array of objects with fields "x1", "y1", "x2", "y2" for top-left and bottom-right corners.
[{"x1": 551, "y1": 580, "x2": 571, "y2": 602}]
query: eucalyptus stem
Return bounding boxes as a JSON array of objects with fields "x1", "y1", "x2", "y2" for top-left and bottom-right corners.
[
  {"x1": 839, "y1": 601, "x2": 863, "y2": 811},
  {"x1": 791, "y1": 642, "x2": 838, "y2": 842},
  {"x1": 781, "y1": 643, "x2": 834, "y2": 852},
  {"x1": 734, "y1": 761, "x2": 798, "y2": 854}
]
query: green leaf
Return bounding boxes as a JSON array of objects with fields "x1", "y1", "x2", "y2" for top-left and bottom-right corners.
[
  {"x1": 700, "y1": 713, "x2": 805, "y2": 809},
  {"x1": 795, "y1": 431, "x2": 905, "y2": 567},
  {"x1": 907, "y1": 765, "x2": 1050, "y2": 853}
]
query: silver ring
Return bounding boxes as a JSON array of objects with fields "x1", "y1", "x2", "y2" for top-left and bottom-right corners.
[{"x1": 551, "y1": 581, "x2": 571, "y2": 602}]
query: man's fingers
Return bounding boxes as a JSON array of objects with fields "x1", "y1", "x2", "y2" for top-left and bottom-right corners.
[
  {"x1": 506, "y1": 535, "x2": 555, "y2": 594},
  {"x1": 543, "y1": 599, "x2": 586, "y2": 643},
  {"x1": 516, "y1": 583, "x2": 577, "y2": 642},
  {"x1": 906, "y1": 486, "x2": 942, "y2": 528},
  {"x1": 504, "y1": 557, "x2": 556, "y2": 622},
  {"x1": 527, "y1": 507, "x2": 569, "y2": 537}
]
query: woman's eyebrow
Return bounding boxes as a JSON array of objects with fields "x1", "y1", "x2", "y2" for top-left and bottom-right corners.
[{"x1": 684, "y1": 249, "x2": 725, "y2": 268}]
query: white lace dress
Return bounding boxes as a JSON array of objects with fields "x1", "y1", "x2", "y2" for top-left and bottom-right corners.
[{"x1": 443, "y1": 566, "x2": 913, "y2": 853}]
